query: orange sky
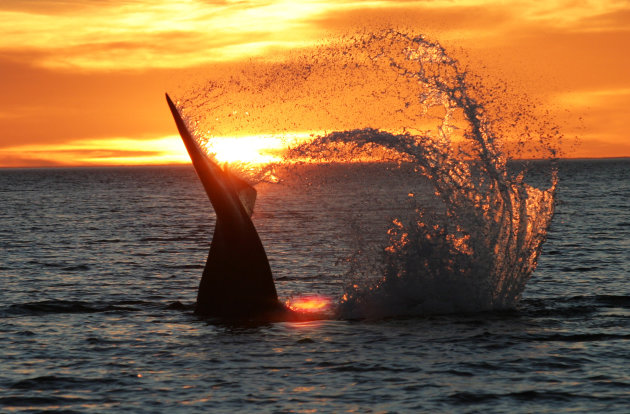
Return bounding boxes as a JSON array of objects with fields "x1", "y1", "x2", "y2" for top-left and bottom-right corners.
[{"x1": 1, "y1": 0, "x2": 629, "y2": 167}]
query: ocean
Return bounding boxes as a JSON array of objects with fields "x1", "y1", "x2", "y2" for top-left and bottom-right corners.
[{"x1": 1, "y1": 158, "x2": 628, "y2": 413}]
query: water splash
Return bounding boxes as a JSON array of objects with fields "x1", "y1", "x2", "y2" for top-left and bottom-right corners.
[{"x1": 181, "y1": 29, "x2": 560, "y2": 317}]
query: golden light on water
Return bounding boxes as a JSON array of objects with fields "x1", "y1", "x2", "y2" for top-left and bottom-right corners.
[{"x1": 285, "y1": 295, "x2": 332, "y2": 313}]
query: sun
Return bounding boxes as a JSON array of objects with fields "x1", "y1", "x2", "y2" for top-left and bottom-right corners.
[
  {"x1": 201, "y1": 136, "x2": 285, "y2": 165},
  {"x1": 197, "y1": 132, "x2": 319, "y2": 166}
]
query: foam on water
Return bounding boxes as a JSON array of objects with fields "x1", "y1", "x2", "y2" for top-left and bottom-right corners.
[{"x1": 180, "y1": 29, "x2": 560, "y2": 318}]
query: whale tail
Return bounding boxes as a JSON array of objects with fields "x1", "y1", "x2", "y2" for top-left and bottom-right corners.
[{"x1": 165, "y1": 93, "x2": 281, "y2": 317}]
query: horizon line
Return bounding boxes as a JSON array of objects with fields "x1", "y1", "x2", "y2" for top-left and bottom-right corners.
[{"x1": 2, "y1": 156, "x2": 630, "y2": 170}]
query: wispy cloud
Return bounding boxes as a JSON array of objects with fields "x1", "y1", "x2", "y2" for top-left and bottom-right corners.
[
  {"x1": 0, "y1": 0, "x2": 628, "y2": 165},
  {"x1": 2, "y1": 0, "x2": 627, "y2": 71},
  {"x1": 0, "y1": 136, "x2": 189, "y2": 167},
  {"x1": 0, "y1": 0, "x2": 335, "y2": 70}
]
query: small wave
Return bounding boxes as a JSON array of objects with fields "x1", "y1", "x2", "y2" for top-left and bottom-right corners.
[
  {"x1": 523, "y1": 333, "x2": 630, "y2": 342},
  {"x1": 4, "y1": 300, "x2": 143, "y2": 317},
  {"x1": 33, "y1": 262, "x2": 90, "y2": 271},
  {"x1": 447, "y1": 391, "x2": 498, "y2": 404},
  {"x1": 163, "y1": 264, "x2": 204, "y2": 270},
  {"x1": 329, "y1": 362, "x2": 416, "y2": 373},
  {"x1": 0, "y1": 395, "x2": 79, "y2": 407},
  {"x1": 87, "y1": 238, "x2": 122, "y2": 244},
  {"x1": 507, "y1": 390, "x2": 576, "y2": 402},
  {"x1": 595, "y1": 294, "x2": 630, "y2": 307},
  {"x1": 447, "y1": 389, "x2": 605, "y2": 406},
  {"x1": 520, "y1": 294, "x2": 630, "y2": 318},
  {"x1": 139, "y1": 236, "x2": 195, "y2": 242},
  {"x1": 62, "y1": 264, "x2": 90, "y2": 271},
  {"x1": 560, "y1": 266, "x2": 600, "y2": 272},
  {"x1": 521, "y1": 298, "x2": 597, "y2": 317},
  {"x1": 41, "y1": 261, "x2": 64, "y2": 268},
  {"x1": 166, "y1": 300, "x2": 195, "y2": 311},
  {"x1": 11, "y1": 375, "x2": 121, "y2": 390},
  {"x1": 586, "y1": 377, "x2": 630, "y2": 388},
  {"x1": 275, "y1": 275, "x2": 322, "y2": 281}
]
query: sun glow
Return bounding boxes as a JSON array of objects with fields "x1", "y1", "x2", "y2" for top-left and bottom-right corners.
[
  {"x1": 198, "y1": 132, "x2": 319, "y2": 165},
  {"x1": 202, "y1": 136, "x2": 285, "y2": 165}
]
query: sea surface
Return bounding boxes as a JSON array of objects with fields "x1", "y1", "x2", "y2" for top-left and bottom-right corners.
[{"x1": 1, "y1": 159, "x2": 629, "y2": 413}]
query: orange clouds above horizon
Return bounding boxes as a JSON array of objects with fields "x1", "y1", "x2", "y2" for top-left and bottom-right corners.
[{"x1": 1, "y1": 0, "x2": 629, "y2": 167}]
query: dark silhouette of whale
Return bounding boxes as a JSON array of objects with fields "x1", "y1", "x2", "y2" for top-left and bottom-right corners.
[{"x1": 165, "y1": 93, "x2": 288, "y2": 319}]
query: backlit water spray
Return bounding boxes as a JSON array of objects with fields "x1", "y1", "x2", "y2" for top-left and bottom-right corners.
[{"x1": 180, "y1": 29, "x2": 560, "y2": 317}]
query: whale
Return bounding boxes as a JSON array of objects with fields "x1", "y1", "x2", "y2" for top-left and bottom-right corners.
[{"x1": 165, "y1": 93, "x2": 288, "y2": 319}]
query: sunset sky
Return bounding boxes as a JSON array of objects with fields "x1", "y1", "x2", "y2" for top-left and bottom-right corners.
[{"x1": 1, "y1": 0, "x2": 629, "y2": 167}]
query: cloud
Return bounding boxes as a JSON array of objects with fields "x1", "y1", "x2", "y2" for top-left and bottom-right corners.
[
  {"x1": 553, "y1": 88, "x2": 630, "y2": 147},
  {"x1": 0, "y1": 155, "x2": 65, "y2": 168},
  {"x1": 2, "y1": 0, "x2": 628, "y2": 71},
  {"x1": 0, "y1": 57, "x2": 178, "y2": 148},
  {"x1": 555, "y1": 88, "x2": 630, "y2": 108},
  {"x1": 561, "y1": 6, "x2": 630, "y2": 32},
  {"x1": 308, "y1": 3, "x2": 514, "y2": 37},
  {"x1": 569, "y1": 137, "x2": 630, "y2": 159},
  {"x1": 0, "y1": 0, "x2": 333, "y2": 70},
  {"x1": 0, "y1": 136, "x2": 189, "y2": 167},
  {"x1": 0, "y1": 150, "x2": 162, "y2": 168},
  {"x1": 1, "y1": 0, "x2": 629, "y2": 163}
]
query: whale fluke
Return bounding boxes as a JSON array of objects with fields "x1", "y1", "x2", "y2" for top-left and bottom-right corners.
[{"x1": 165, "y1": 93, "x2": 282, "y2": 318}]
